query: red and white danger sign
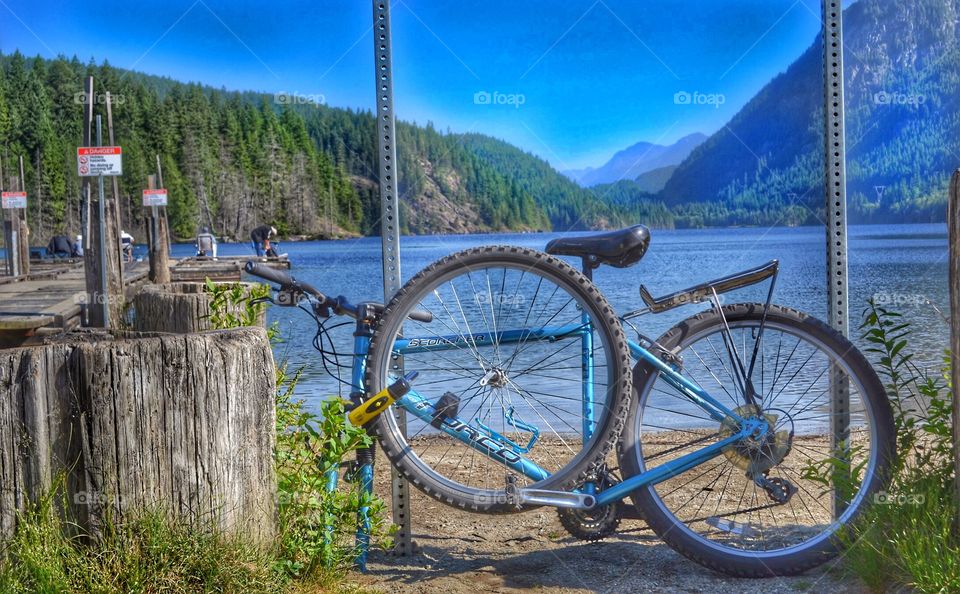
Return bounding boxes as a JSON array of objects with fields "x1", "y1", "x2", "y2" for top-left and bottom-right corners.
[
  {"x1": 1, "y1": 191, "x2": 26, "y2": 209},
  {"x1": 142, "y1": 189, "x2": 168, "y2": 207},
  {"x1": 77, "y1": 146, "x2": 123, "y2": 176}
]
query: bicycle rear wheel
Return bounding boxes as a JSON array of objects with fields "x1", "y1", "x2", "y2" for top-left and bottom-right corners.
[
  {"x1": 620, "y1": 303, "x2": 894, "y2": 576},
  {"x1": 366, "y1": 246, "x2": 632, "y2": 513}
]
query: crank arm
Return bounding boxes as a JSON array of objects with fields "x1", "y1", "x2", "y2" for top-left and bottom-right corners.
[{"x1": 504, "y1": 475, "x2": 596, "y2": 510}]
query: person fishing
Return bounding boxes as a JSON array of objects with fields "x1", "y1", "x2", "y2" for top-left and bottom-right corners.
[
  {"x1": 250, "y1": 225, "x2": 276, "y2": 257},
  {"x1": 46, "y1": 235, "x2": 73, "y2": 259}
]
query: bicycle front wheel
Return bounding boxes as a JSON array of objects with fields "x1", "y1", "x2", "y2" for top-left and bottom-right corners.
[
  {"x1": 366, "y1": 246, "x2": 632, "y2": 513},
  {"x1": 620, "y1": 303, "x2": 894, "y2": 576}
]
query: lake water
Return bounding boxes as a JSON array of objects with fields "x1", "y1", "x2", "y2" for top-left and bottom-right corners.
[{"x1": 167, "y1": 223, "x2": 950, "y2": 414}]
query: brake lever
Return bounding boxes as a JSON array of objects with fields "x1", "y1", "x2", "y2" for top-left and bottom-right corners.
[{"x1": 312, "y1": 300, "x2": 332, "y2": 318}]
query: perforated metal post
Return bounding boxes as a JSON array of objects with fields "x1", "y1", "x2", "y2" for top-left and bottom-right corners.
[
  {"x1": 373, "y1": 0, "x2": 414, "y2": 556},
  {"x1": 822, "y1": 0, "x2": 850, "y2": 517}
]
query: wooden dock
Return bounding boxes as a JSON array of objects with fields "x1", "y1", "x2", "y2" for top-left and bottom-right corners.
[
  {"x1": 170, "y1": 255, "x2": 290, "y2": 282},
  {"x1": 0, "y1": 256, "x2": 289, "y2": 346}
]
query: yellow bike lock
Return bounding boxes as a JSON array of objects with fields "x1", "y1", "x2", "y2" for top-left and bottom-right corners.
[{"x1": 348, "y1": 371, "x2": 419, "y2": 426}]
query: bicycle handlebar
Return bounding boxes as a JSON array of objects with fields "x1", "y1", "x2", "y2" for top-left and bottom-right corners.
[
  {"x1": 244, "y1": 261, "x2": 324, "y2": 299},
  {"x1": 244, "y1": 261, "x2": 432, "y2": 323}
]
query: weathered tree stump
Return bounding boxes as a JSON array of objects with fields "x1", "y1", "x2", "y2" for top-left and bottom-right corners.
[
  {"x1": 132, "y1": 282, "x2": 266, "y2": 334},
  {"x1": 0, "y1": 327, "x2": 276, "y2": 544}
]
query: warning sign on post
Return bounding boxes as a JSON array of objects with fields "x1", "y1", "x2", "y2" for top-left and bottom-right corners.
[
  {"x1": 142, "y1": 189, "x2": 168, "y2": 207},
  {"x1": 1, "y1": 191, "x2": 27, "y2": 209},
  {"x1": 77, "y1": 146, "x2": 123, "y2": 176}
]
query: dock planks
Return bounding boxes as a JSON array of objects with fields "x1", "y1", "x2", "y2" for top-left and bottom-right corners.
[{"x1": 0, "y1": 256, "x2": 289, "y2": 344}]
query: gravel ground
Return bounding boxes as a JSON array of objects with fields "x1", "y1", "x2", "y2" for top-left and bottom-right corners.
[{"x1": 354, "y1": 456, "x2": 866, "y2": 594}]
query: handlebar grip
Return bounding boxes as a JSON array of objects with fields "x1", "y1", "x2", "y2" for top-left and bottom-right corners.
[
  {"x1": 244, "y1": 261, "x2": 324, "y2": 299},
  {"x1": 245, "y1": 261, "x2": 294, "y2": 286}
]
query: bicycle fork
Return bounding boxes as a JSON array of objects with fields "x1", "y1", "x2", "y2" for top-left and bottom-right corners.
[{"x1": 320, "y1": 323, "x2": 378, "y2": 571}]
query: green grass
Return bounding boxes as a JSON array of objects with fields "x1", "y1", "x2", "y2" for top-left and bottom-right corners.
[
  {"x1": 0, "y1": 484, "x2": 384, "y2": 593},
  {"x1": 0, "y1": 486, "x2": 283, "y2": 593}
]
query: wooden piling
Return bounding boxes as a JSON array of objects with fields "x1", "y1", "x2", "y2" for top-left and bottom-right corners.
[
  {"x1": 133, "y1": 282, "x2": 266, "y2": 333},
  {"x1": 1, "y1": 155, "x2": 17, "y2": 277},
  {"x1": 948, "y1": 169, "x2": 960, "y2": 533},
  {"x1": 147, "y1": 166, "x2": 171, "y2": 284},
  {"x1": 0, "y1": 328, "x2": 277, "y2": 544},
  {"x1": 16, "y1": 156, "x2": 29, "y2": 276},
  {"x1": 80, "y1": 78, "x2": 124, "y2": 329}
]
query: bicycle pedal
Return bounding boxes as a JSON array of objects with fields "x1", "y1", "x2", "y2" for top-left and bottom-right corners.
[{"x1": 430, "y1": 391, "x2": 460, "y2": 429}]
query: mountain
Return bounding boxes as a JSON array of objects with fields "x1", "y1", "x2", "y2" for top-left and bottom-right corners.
[
  {"x1": 634, "y1": 164, "x2": 678, "y2": 193},
  {"x1": 565, "y1": 133, "x2": 706, "y2": 187},
  {"x1": 659, "y1": 0, "x2": 960, "y2": 226},
  {"x1": 0, "y1": 53, "x2": 630, "y2": 242}
]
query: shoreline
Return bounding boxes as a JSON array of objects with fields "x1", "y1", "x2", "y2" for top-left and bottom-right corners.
[{"x1": 168, "y1": 220, "x2": 949, "y2": 246}]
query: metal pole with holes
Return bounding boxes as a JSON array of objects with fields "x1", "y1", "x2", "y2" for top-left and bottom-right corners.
[
  {"x1": 373, "y1": 0, "x2": 415, "y2": 558},
  {"x1": 822, "y1": 0, "x2": 850, "y2": 517},
  {"x1": 949, "y1": 170, "x2": 960, "y2": 534}
]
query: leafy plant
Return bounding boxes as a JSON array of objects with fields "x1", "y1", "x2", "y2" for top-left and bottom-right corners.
[
  {"x1": 273, "y1": 366, "x2": 393, "y2": 577},
  {"x1": 206, "y1": 283, "x2": 393, "y2": 579},
  {"x1": 839, "y1": 300, "x2": 958, "y2": 592},
  {"x1": 204, "y1": 279, "x2": 274, "y2": 335}
]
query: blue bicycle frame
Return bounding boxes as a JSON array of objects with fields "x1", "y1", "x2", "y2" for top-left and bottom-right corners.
[
  {"x1": 360, "y1": 324, "x2": 757, "y2": 509},
  {"x1": 293, "y1": 281, "x2": 770, "y2": 570}
]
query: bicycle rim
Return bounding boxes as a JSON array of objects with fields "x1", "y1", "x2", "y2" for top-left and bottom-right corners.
[{"x1": 373, "y1": 253, "x2": 624, "y2": 501}]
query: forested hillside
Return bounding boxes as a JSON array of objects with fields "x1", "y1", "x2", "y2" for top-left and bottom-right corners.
[
  {"x1": 0, "y1": 52, "x2": 647, "y2": 242},
  {"x1": 2, "y1": 0, "x2": 953, "y2": 242},
  {"x1": 659, "y1": 0, "x2": 960, "y2": 226}
]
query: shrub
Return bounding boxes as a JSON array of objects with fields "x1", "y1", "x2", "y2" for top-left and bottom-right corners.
[
  {"x1": 841, "y1": 300, "x2": 959, "y2": 592},
  {"x1": 205, "y1": 278, "x2": 393, "y2": 578}
]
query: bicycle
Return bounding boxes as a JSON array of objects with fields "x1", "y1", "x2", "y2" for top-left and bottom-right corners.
[{"x1": 245, "y1": 223, "x2": 894, "y2": 577}]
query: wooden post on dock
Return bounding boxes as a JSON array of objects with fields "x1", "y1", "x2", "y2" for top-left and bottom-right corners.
[
  {"x1": 1, "y1": 156, "x2": 25, "y2": 278},
  {"x1": 105, "y1": 92, "x2": 125, "y2": 273},
  {"x1": 0, "y1": 155, "x2": 15, "y2": 277},
  {"x1": 17, "y1": 156, "x2": 29, "y2": 276},
  {"x1": 146, "y1": 159, "x2": 170, "y2": 283},
  {"x1": 948, "y1": 169, "x2": 960, "y2": 533},
  {"x1": 81, "y1": 78, "x2": 124, "y2": 329}
]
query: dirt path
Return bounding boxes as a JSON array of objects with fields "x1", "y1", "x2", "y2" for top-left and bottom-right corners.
[{"x1": 356, "y1": 467, "x2": 864, "y2": 594}]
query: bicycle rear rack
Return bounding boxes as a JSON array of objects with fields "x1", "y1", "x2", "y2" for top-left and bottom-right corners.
[{"x1": 638, "y1": 260, "x2": 779, "y2": 314}]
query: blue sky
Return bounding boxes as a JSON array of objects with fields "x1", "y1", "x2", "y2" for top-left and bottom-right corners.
[{"x1": 1, "y1": 0, "x2": 832, "y2": 169}]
